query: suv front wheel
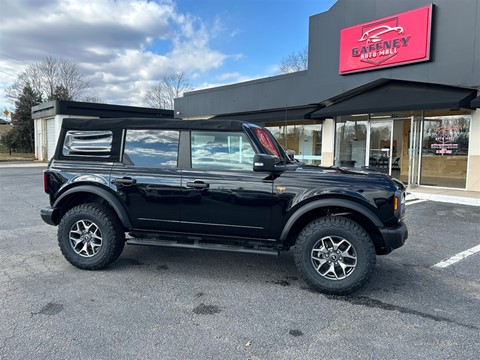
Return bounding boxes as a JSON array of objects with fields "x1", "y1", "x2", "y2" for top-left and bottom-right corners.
[
  {"x1": 57, "y1": 203, "x2": 125, "y2": 270},
  {"x1": 294, "y1": 216, "x2": 376, "y2": 295}
]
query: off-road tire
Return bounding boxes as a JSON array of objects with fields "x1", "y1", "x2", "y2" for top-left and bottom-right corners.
[
  {"x1": 57, "y1": 203, "x2": 125, "y2": 270},
  {"x1": 294, "y1": 216, "x2": 376, "y2": 295}
]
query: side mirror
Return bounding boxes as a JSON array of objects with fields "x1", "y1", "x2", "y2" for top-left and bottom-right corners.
[{"x1": 253, "y1": 154, "x2": 276, "y2": 172}]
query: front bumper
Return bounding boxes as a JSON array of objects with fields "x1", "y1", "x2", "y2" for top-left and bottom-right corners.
[
  {"x1": 40, "y1": 207, "x2": 60, "y2": 226},
  {"x1": 379, "y1": 220, "x2": 408, "y2": 254}
]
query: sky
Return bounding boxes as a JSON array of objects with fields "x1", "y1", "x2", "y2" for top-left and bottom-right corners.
[{"x1": 0, "y1": 0, "x2": 336, "y2": 113}]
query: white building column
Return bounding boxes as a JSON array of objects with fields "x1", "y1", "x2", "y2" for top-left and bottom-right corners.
[
  {"x1": 321, "y1": 118, "x2": 335, "y2": 166},
  {"x1": 466, "y1": 104, "x2": 480, "y2": 191}
]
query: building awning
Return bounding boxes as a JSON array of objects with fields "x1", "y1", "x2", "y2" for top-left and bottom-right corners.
[
  {"x1": 471, "y1": 96, "x2": 480, "y2": 108},
  {"x1": 311, "y1": 80, "x2": 477, "y2": 118},
  {"x1": 212, "y1": 105, "x2": 321, "y2": 122}
]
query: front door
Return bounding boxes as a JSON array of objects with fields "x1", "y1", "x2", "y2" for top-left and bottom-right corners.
[{"x1": 180, "y1": 131, "x2": 273, "y2": 239}]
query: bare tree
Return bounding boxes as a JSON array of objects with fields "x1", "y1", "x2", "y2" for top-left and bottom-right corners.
[
  {"x1": 6, "y1": 56, "x2": 90, "y2": 103},
  {"x1": 279, "y1": 47, "x2": 308, "y2": 74},
  {"x1": 144, "y1": 72, "x2": 193, "y2": 110},
  {"x1": 82, "y1": 96, "x2": 105, "y2": 104}
]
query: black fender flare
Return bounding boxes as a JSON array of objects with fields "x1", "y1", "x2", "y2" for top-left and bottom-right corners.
[
  {"x1": 279, "y1": 198, "x2": 383, "y2": 241},
  {"x1": 53, "y1": 185, "x2": 133, "y2": 228}
]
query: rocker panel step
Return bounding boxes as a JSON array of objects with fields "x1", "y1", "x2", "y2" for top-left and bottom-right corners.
[{"x1": 126, "y1": 238, "x2": 279, "y2": 256}]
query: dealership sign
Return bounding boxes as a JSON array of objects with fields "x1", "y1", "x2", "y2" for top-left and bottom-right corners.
[{"x1": 339, "y1": 5, "x2": 432, "y2": 74}]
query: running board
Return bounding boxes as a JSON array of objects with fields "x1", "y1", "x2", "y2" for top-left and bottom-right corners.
[{"x1": 126, "y1": 238, "x2": 279, "y2": 256}]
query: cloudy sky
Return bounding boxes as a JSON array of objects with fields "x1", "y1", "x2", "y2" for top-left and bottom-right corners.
[{"x1": 0, "y1": 0, "x2": 335, "y2": 111}]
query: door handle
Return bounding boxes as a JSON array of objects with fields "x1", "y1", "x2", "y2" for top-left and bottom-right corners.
[
  {"x1": 186, "y1": 181, "x2": 209, "y2": 189},
  {"x1": 113, "y1": 177, "x2": 137, "y2": 185}
]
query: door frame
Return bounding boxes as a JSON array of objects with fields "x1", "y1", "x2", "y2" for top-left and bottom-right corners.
[
  {"x1": 408, "y1": 116, "x2": 423, "y2": 187},
  {"x1": 366, "y1": 116, "x2": 410, "y2": 176}
]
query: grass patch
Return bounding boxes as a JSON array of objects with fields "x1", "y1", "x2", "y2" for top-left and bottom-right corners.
[
  {"x1": 0, "y1": 152, "x2": 36, "y2": 161},
  {"x1": 0, "y1": 126, "x2": 36, "y2": 161}
]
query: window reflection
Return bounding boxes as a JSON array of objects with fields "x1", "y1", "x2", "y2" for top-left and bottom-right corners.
[
  {"x1": 124, "y1": 130, "x2": 179, "y2": 167},
  {"x1": 191, "y1": 131, "x2": 255, "y2": 170}
]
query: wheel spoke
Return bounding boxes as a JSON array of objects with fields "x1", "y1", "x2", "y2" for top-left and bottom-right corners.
[
  {"x1": 90, "y1": 242, "x2": 101, "y2": 252},
  {"x1": 79, "y1": 242, "x2": 89, "y2": 256},
  {"x1": 320, "y1": 263, "x2": 337, "y2": 278},
  {"x1": 69, "y1": 236, "x2": 83, "y2": 247},
  {"x1": 312, "y1": 257, "x2": 328, "y2": 269},
  {"x1": 70, "y1": 228, "x2": 82, "y2": 235}
]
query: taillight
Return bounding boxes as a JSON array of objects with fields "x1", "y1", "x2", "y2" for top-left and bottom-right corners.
[{"x1": 43, "y1": 172, "x2": 49, "y2": 193}]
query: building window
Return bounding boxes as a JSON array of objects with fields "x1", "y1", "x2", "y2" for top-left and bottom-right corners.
[
  {"x1": 334, "y1": 109, "x2": 472, "y2": 189},
  {"x1": 334, "y1": 116, "x2": 368, "y2": 167},
  {"x1": 264, "y1": 120, "x2": 322, "y2": 165},
  {"x1": 420, "y1": 114, "x2": 471, "y2": 188}
]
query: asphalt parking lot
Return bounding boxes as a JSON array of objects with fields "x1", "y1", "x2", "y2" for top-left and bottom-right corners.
[{"x1": 1, "y1": 164, "x2": 479, "y2": 360}]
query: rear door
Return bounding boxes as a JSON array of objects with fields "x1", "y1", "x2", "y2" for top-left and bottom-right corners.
[
  {"x1": 111, "y1": 129, "x2": 182, "y2": 231},
  {"x1": 180, "y1": 130, "x2": 273, "y2": 239}
]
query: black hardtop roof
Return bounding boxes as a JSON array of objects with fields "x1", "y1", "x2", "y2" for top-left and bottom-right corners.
[{"x1": 61, "y1": 117, "x2": 253, "y2": 132}]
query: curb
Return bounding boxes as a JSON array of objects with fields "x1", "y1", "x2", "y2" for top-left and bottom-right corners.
[{"x1": 0, "y1": 161, "x2": 47, "y2": 168}]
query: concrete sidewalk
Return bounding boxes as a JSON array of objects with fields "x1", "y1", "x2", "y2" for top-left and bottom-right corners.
[{"x1": 407, "y1": 186, "x2": 480, "y2": 207}]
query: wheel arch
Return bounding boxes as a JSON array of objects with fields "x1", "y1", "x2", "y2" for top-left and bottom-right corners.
[
  {"x1": 53, "y1": 185, "x2": 133, "y2": 229},
  {"x1": 280, "y1": 199, "x2": 386, "y2": 254}
]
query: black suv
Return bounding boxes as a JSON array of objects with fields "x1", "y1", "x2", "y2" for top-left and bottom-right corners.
[{"x1": 41, "y1": 117, "x2": 407, "y2": 295}]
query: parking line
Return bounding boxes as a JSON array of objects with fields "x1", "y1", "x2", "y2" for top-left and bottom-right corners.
[
  {"x1": 432, "y1": 244, "x2": 480, "y2": 268},
  {"x1": 406, "y1": 199, "x2": 427, "y2": 206}
]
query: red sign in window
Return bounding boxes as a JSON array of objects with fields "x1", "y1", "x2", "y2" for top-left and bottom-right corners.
[{"x1": 339, "y1": 5, "x2": 432, "y2": 74}]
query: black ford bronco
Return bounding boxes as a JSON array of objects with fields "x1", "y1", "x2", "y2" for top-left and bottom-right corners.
[{"x1": 41, "y1": 118, "x2": 407, "y2": 295}]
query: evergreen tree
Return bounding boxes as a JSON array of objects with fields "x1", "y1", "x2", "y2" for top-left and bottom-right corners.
[
  {"x1": 10, "y1": 85, "x2": 42, "y2": 152},
  {"x1": 49, "y1": 85, "x2": 71, "y2": 101}
]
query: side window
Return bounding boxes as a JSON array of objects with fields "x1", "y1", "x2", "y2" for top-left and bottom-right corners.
[
  {"x1": 191, "y1": 131, "x2": 255, "y2": 170},
  {"x1": 124, "y1": 130, "x2": 179, "y2": 167},
  {"x1": 63, "y1": 130, "x2": 113, "y2": 157}
]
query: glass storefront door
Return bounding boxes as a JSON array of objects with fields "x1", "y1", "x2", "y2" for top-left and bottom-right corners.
[{"x1": 368, "y1": 119, "x2": 393, "y2": 174}]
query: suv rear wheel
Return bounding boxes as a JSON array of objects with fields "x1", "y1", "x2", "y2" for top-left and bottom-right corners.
[
  {"x1": 294, "y1": 216, "x2": 376, "y2": 295},
  {"x1": 57, "y1": 203, "x2": 125, "y2": 270}
]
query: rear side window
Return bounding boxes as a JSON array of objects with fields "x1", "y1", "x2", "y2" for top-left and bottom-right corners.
[
  {"x1": 62, "y1": 130, "x2": 113, "y2": 157},
  {"x1": 123, "y1": 130, "x2": 179, "y2": 167}
]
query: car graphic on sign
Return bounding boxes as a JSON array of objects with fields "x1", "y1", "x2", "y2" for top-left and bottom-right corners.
[{"x1": 359, "y1": 25, "x2": 404, "y2": 43}]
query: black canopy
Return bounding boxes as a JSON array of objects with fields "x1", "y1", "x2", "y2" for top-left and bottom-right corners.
[
  {"x1": 311, "y1": 80, "x2": 477, "y2": 118},
  {"x1": 471, "y1": 96, "x2": 480, "y2": 108}
]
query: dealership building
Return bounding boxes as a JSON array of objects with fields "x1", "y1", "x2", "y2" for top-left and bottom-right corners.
[{"x1": 175, "y1": 0, "x2": 480, "y2": 192}]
